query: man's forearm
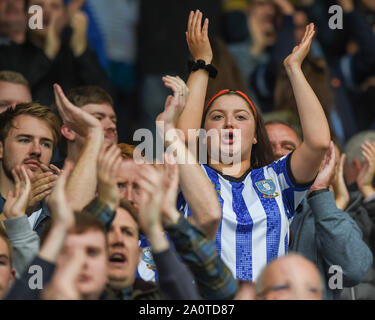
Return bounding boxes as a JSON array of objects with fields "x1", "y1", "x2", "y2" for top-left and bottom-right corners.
[
  {"x1": 166, "y1": 135, "x2": 220, "y2": 239},
  {"x1": 66, "y1": 132, "x2": 102, "y2": 211},
  {"x1": 4, "y1": 216, "x2": 40, "y2": 278}
]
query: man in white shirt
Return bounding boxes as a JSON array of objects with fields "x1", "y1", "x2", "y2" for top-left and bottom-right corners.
[{"x1": 0, "y1": 102, "x2": 61, "y2": 235}]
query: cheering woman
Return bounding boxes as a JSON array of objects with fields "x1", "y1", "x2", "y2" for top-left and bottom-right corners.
[{"x1": 167, "y1": 10, "x2": 330, "y2": 281}]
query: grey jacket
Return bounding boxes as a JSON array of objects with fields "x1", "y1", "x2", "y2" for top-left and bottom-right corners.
[
  {"x1": 3, "y1": 215, "x2": 40, "y2": 278},
  {"x1": 290, "y1": 190, "x2": 373, "y2": 300},
  {"x1": 340, "y1": 187, "x2": 375, "y2": 300}
]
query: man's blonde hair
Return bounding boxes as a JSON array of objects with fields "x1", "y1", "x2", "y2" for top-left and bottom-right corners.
[{"x1": 0, "y1": 70, "x2": 30, "y2": 89}]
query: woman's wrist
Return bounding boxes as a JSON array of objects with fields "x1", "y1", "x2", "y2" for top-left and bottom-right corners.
[
  {"x1": 359, "y1": 185, "x2": 375, "y2": 199},
  {"x1": 194, "y1": 56, "x2": 212, "y2": 64}
]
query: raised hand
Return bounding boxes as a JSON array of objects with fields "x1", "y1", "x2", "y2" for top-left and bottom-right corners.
[
  {"x1": 97, "y1": 144, "x2": 122, "y2": 211},
  {"x1": 3, "y1": 166, "x2": 32, "y2": 219},
  {"x1": 309, "y1": 141, "x2": 336, "y2": 192},
  {"x1": 158, "y1": 76, "x2": 189, "y2": 132},
  {"x1": 284, "y1": 23, "x2": 315, "y2": 70},
  {"x1": 53, "y1": 83, "x2": 103, "y2": 139},
  {"x1": 161, "y1": 154, "x2": 181, "y2": 226},
  {"x1": 186, "y1": 10, "x2": 213, "y2": 64},
  {"x1": 70, "y1": 10, "x2": 88, "y2": 57},
  {"x1": 357, "y1": 141, "x2": 375, "y2": 199},
  {"x1": 44, "y1": 0, "x2": 86, "y2": 59},
  {"x1": 331, "y1": 153, "x2": 350, "y2": 210},
  {"x1": 47, "y1": 160, "x2": 75, "y2": 231},
  {"x1": 42, "y1": 245, "x2": 85, "y2": 300},
  {"x1": 137, "y1": 164, "x2": 165, "y2": 236}
]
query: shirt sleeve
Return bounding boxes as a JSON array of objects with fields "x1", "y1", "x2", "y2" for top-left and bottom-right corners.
[
  {"x1": 5, "y1": 256, "x2": 56, "y2": 300},
  {"x1": 267, "y1": 152, "x2": 314, "y2": 217},
  {"x1": 153, "y1": 246, "x2": 200, "y2": 300},
  {"x1": 82, "y1": 197, "x2": 116, "y2": 232},
  {"x1": 3, "y1": 215, "x2": 40, "y2": 278},
  {"x1": 165, "y1": 216, "x2": 238, "y2": 300}
]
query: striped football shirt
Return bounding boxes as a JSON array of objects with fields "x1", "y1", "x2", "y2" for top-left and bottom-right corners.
[{"x1": 177, "y1": 153, "x2": 311, "y2": 281}]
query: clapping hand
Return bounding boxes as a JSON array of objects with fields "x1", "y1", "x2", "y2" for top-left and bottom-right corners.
[
  {"x1": 309, "y1": 141, "x2": 336, "y2": 193},
  {"x1": 330, "y1": 151, "x2": 349, "y2": 210},
  {"x1": 284, "y1": 23, "x2": 315, "y2": 70},
  {"x1": 357, "y1": 141, "x2": 375, "y2": 199},
  {"x1": 97, "y1": 144, "x2": 122, "y2": 211},
  {"x1": 3, "y1": 166, "x2": 32, "y2": 220},
  {"x1": 53, "y1": 84, "x2": 103, "y2": 140},
  {"x1": 158, "y1": 76, "x2": 190, "y2": 133}
]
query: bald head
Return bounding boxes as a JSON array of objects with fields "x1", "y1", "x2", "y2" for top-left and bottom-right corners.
[
  {"x1": 256, "y1": 254, "x2": 323, "y2": 300},
  {"x1": 265, "y1": 122, "x2": 301, "y2": 160}
]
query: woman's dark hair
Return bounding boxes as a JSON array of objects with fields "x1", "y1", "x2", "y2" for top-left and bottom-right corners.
[
  {"x1": 249, "y1": 104, "x2": 275, "y2": 169},
  {"x1": 203, "y1": 91, "x2": 274, "y2": 170}
]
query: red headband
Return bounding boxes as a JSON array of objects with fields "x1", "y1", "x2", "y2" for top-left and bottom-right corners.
[{"x1": 204, "y1": 89, "x2": 257, "y2": 121}]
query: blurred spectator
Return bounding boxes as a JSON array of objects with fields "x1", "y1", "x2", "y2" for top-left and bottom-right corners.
[
  {"x1": 0, "y1": 0, "x2": 26, "y2": 44},
  {"x1": 0, "y1": 70, "x2": 32, "y2": 113},
  {"x1": 273, "y1": 55, "x2": 343, "y2": 142},
  {"x1": 0, "y1": 227, "x2": 15, "y2": 299},
  {"x1": 84, "y1": 0, "x2": 140, "y2": 143},
  {"x1": 341, "y1": 131, "x2": 375, "y2": 299},
  {"x1": 255, "y1": 253, "x2": 323, "y2": 300},
  {"x1": 301, "y1": 0, "x2": 375, "y2": 139},
  {"x1": 0, "y1": 0, "x2": 112, "y2": 106},
  {"x1": 224, "y1": 0, "x2": 296, "y2": 112}
]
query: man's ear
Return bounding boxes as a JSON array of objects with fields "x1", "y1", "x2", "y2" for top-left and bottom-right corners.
[
  {"x1": 253, "y1": 135, "x2": 258, "y2": 145},
  {"x1": 0, "y1": 141, "x2": 3, "y2": 160},
  {"x1": 61, "y1": 125, "x2": 76, "y2": 141}
]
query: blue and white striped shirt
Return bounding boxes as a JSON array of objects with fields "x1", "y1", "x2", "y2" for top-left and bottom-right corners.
[{"x1": 177, "y1": 153, "x2": 311, "y2": 281}]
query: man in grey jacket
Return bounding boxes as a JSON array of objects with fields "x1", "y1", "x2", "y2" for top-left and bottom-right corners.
[
  {"x1": 1, "y1": 165, "x2": 40, "y2": 278},
  {"x1": 340, "y1": 131, "x2": 375, "y2": 299},
  {"x1": 266, "y1": 121, "x2": 373, "y2": 300}
]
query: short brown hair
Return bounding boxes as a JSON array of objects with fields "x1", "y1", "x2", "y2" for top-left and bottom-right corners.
[
  {"x1": 0, "y1": 226, "x2": 12, "y2": 267},
  {"x1": 118, "y1": 143, "x2": 146, "y2": 160},
  {"x1": 0, "y1": 103, "x2": 62, "y2": 147},
  {"x1": 66, "y1": 86, "x2": 113, "y2": 108},
  {"x1": 0, "y1": 70, "x2": 30, "y2": 89}
]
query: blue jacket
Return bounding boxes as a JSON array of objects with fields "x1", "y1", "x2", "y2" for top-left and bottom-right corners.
[{"x1": 290, "y1": 190, "x2": 373, "y2": 300}]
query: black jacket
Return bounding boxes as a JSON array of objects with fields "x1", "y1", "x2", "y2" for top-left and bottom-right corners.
[{"x1": 0, "y1": 29, "x2": 112, "y2": 106}]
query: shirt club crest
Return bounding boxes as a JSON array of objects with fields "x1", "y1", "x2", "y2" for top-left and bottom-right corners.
[
  {"x1": 142, "y1": 247, "x2": 157, "y2": 270},
  {"x1": 255, "y1": 179, "x2": 279, "y2": 198}
]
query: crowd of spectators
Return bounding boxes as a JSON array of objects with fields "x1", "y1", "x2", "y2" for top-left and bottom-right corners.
[{"x1": 0, "y1": 0, "x2": 374, "y2": 301}]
